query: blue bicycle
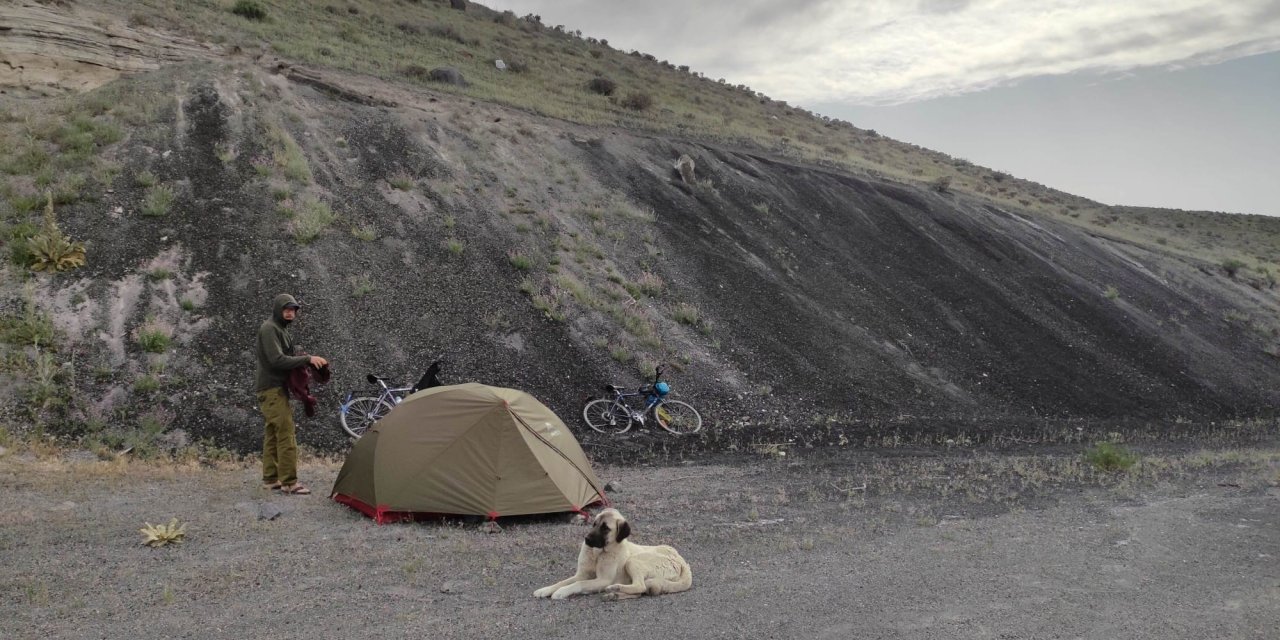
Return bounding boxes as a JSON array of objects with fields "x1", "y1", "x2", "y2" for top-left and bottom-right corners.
[{"x1": 582, "y1": 365, "x2": 702, "y2": 435}]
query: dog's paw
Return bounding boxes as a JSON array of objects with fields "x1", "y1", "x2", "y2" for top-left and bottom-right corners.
[
  {"x1": 550, "y1": 588, "x2": 573, "y2": 600},
  {"x1": 604, "y1": 584, "x2": 621, "y2": 593},
  {"x1": 533, "y1": 587, "x2": 555, "y2": 598},
  {"x1": 601, "y1": 591, "x2": 620, "y2": 601}
]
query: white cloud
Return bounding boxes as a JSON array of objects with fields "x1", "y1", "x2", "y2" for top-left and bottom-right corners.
[{"x1": 490, "y1": 0, "x2": 1280, "y2": 104}]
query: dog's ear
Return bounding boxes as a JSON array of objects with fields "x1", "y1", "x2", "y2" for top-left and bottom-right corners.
[{"x1": 616, "y1": 520, "x2": 631, "y2": 542}]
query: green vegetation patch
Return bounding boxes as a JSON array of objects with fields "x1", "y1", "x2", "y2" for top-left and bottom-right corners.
[
  {"x1": 291, "y1": 197, "x2": 336, "y2": 244},
  {"x1": 1085, "y1": 442, "x2": 1139, "y2": 472}
]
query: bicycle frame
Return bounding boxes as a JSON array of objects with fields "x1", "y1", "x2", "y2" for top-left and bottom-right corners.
[
  {"x1": 605, "y1": 387, "x2": 663, "y2": 424},
  {"x1": 341, "y1": 378, "x2": 412, "y2": 414}
]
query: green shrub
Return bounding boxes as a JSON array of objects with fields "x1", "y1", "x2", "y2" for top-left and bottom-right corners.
[
  {"x1": 351, "y1": 224, "x2": 377, "y2": 241},
  {"x1": 445, "y1": 238, "x2": 464, "y2": 256},
  {"x1": 1, "y1": 297, "x2": 56, "y2": 347},
  {"x1": 133, "y1": 374, "x2": 161, "y2": 393},
  {"x1": 1221, "y1": 258, "x2": 1246, "y2": 278},
  {"x1": 672, "y1": 303, "x2": 700, "y2": 326},
  {"x1": 135, "y1": 169, "x2": 157, "y2": 187},
  {"x1": 9, "y1": 193, "x2": 43, "y2": 213},
  {"x1": 148, "y1": 268, "x2": 172, "y2": 281},
  {"x1": 137, "y1": 322, "x2": 172, "y2": 353},
  {"x1": 586, "y1": 77, "x2": 616, "y2": 96},
  {"x1": 180, "y1": 298, "x2": 197, "y2": 312},
  {"x1": 508, "y1": 250, "x2": 532, "y2": 271},
  {"x1": 291, "y1": 198, "x2": 336, "y2": 244},
  {"x1": 389, "y1": 173, "x2": 413, "y2": 190},
  {"x1": 1085, "y1": 442, "x2": 1138, "y2": 471},
  {"x1": 231, "y1": 0, "x2": 267, "y2": 20},
  {"x1": 620, "y1": 92, "x2": 654, "y2": 111},
  {"x1": 141, "y1": 184, "x2": 175, "y2": 217},
  {"x1": 350, "y1": 274, "x2": 374, "y2": 298}
]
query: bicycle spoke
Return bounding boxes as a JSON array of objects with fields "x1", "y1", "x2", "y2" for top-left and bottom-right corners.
[
  {"x1": 339, "y1": 396, "x2": 392, "y2": 439},
  {"x1": 655, "y1": 400, "x2": 702, "y2": 435},
  {"x1": 583, "y1": 398, "x2": 632, "y2": 435}
]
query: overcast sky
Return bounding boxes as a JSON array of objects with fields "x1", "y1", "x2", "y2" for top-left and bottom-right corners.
[{"x1": 487, "y1": 1, "x2": 1280, "y2": 216}]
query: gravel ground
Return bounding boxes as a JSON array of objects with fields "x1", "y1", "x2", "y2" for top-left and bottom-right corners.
[{"x1": 1, "y1": 446, "x2": 1277, "y2": 640}]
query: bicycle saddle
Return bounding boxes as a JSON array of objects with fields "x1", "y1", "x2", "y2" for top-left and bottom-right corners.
[
  {"x1": 367, "y1": 373, "x2": 390, "y2": 385},
  {"x1": 604, "y1": 384, "x2": 622, "y2": 393}
]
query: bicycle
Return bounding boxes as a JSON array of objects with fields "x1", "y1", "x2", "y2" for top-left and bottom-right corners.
[
  {"x1": 338, "y1": 361, "x2": 444, "y2": 439},
  {"x1": 581, "y1": 365, "x2": 702, "y2": 435}
]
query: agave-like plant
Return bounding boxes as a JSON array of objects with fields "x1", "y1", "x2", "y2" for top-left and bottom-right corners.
[
  {"x1": 28, "y1": 192, "x2": 86, "y2": 272},
  {"x1": 139, "y1": 517, "x2": 187, "y2": 547}
]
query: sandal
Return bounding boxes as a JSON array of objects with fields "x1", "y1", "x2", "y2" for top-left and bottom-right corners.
[
  {"x1": 262, "y1": 482, "x2": 282, "y2": 490},
  {"x1": 279, "y1": 483, "x2": 311, "y2": 495}
]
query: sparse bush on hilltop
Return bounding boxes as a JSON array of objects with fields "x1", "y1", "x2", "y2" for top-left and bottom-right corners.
[
  {"x1": 231, "y1": 0, "x2": 267, "y2": 21},
  {"x1": 932, "y1": 175, "x2": 952, "y2": 193},
  {"x1": 620, "y1": 91, "x2": 654, "y2": 111},
  {"x1": 400, "y1": 65, "x2": 430, "y2": 80},
  {"x1": 586, "y1": 77, "x2": 616, "y2": 96},
  {"x1": 428, "y1": 24, "x2": 478, "y2": 46},
  {"x1": 1222, "y1": 258, "x2": 1246, "y2": 278}
]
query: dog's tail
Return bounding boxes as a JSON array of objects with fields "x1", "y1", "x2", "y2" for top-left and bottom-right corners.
[{"x1": 645, "y1": 554, "x2": 693, "y2": 595}]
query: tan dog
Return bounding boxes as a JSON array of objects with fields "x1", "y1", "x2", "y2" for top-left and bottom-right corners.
[{"x1": 533, "y1": 508, "x2": 692, "y2": 600}]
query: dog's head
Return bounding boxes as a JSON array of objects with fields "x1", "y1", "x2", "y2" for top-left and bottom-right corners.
[{"x1": 584, "y1": 508, "x2": 631, "y2": 549}]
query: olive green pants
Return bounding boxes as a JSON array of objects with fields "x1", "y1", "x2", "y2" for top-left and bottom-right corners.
[{"x1": 258, "y1": 387, "x2": 298, "y2": 486}]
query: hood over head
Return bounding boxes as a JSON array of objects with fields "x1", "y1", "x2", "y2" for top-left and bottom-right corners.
[{"x1": 272, "y1": 293, "x2": 300, "y2": 324}]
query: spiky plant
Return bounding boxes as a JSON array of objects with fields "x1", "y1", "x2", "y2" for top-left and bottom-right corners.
[
  {"x1": 140, "y1": 517, "x2": 187, "y2": 547},
  {"x1": 28, "y1": 193, "x2": 86, "y2": 272}
]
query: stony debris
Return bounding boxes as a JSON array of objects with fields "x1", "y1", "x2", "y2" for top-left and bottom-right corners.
[{"x1": 258, "y1": 503, "x2": 284, "y2": 521}]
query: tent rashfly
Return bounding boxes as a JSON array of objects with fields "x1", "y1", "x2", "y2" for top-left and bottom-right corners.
[{"x1": 331, "y1": 383, "x2": 609, "y2": 524}]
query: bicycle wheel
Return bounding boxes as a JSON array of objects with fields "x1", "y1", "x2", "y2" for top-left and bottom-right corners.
[
  {"x1": 339, "y1": 396, "x2": 394, "y2": 439},
  {"x1": 582, "y1": 398, "x2": 633, "y2": 435},
  {"x1": 654, "y1": 400, "x2": 702, "y2": 435}
]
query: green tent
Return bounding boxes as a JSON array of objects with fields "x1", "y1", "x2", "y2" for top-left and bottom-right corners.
[{"x1": 331, "y1": 383, "x2": 608, "y2": 523}]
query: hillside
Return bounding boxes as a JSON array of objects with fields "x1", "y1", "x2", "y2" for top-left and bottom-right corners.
[{"x1": 3, "y1": 0, "x2": 1280, "y2": 457}]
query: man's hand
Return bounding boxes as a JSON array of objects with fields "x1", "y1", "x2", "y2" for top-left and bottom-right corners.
[{"x1": 309, "y1": 355, "x2": 329, "y2": 368}]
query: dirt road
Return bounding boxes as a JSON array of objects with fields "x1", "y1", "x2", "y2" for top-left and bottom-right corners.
[{"x1": 1, "y1": 445, "x2": 1277, "y2": 639}]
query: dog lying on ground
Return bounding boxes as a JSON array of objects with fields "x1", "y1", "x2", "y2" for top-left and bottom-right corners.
[{"x1": 533, "y1": 508, "x2": 692, "y2": 600}]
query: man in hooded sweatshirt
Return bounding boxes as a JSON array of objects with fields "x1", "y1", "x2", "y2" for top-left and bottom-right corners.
[{"x1": 256, "y1": 293, "x2": 328, "y2": 495}]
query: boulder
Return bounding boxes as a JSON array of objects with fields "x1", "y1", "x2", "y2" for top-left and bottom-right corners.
[
  {"x1": 427, "y1": 67, "x2": 467, "y2": 86},
  {"x1": 674, "y1": 154, "x2": 695, "y2": 184}
]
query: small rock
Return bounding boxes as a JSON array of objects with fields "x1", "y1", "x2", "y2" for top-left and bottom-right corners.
[
  {"x1": 481, "y1": 520, "x2": 502, "y2": 534},
  {"x1": 604, "y1": 480, "x2": 622, "y2": 492},
  {"x1": 258, "y1": 503, "x2": 283, "y2": 521},
  {"x1": 494, "y1": 59, "x2": 507, "y2": 71},
  {"x1": 0, "y1": 446, "x2": 7, "y2": 456},
  {"x1": 162, "y1": 150, "x2": 172, "y2": 158}
]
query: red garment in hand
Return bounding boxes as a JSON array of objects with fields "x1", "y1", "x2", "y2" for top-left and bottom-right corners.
[{"x1": 285, "y1": 361, "x2": 331, "y2": 417}]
